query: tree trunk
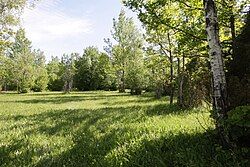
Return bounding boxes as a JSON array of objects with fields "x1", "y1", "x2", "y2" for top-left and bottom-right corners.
[
  {"x1": 4, "y1": 83, "x2": 7, "y2": 91},
  {"x1": 178, "y1": 56, "x2": 185, "y2": 108},
  {"x1": 17, "y1": 82, "x2": 19, "y2": 93},
  {"x1": 167, "y1": 33, "x2": 174, "y2": 105},
  {"x1": 119, "y1": 67, "x2": 125, "y2": 93},
  {"x1": 203, "y1": 0, "x2": 230, "y2": 147},
  {"x1": 230, "y1": 14, "x2": 236, "y2": 58},
  {"x1": 64, "y1": 79, "x2": 73, "y2": 93},
  {"x1": 177, "y1": 58, "x2": 180, "y2": 104}
]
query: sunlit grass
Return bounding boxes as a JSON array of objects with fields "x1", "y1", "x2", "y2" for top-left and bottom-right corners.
[{"x1": 0, "y1": 91, "x2": 247, "y2": 166}]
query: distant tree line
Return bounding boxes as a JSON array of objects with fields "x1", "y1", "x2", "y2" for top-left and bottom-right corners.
[
  {"x1": 0, "y1": 10, "x2": 147, "y2": 95},
  {"x1": 0, "y1": 4, "x2": 249, "y2": 109}
]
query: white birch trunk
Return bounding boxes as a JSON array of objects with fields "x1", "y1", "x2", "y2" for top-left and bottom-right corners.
[
  {"x1": 203, "y1": 0, "x2": 228, "y2": 117},
  {"x1": 204, "y1": 0, "x2": 232, "y2": 147}
]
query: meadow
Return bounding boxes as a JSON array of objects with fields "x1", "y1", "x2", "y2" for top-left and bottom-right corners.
[{"x1": 0, "y1": 91, "x2": 247, "y2": 167}]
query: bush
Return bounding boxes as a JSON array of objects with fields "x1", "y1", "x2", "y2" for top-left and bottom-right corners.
[{"x1": 226, "y1": 106, "x2": 250, "y2": 147}]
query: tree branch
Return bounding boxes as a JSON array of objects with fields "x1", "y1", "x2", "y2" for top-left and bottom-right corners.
[
  {"x1": 151, "y1": 11, "x2": 207, "y2": 42},
  {"x1": 179, "y1": 1, "x2": 203, "y2": 11}
]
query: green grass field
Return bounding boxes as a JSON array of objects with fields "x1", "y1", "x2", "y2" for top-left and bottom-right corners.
[{"x1": 0, "y1": 91, "x2": 247, "y2": 167}]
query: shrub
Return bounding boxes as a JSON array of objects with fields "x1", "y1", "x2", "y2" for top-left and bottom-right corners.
[{"x1": 226, "y1": 106, "x2": 250, "y2": 147}]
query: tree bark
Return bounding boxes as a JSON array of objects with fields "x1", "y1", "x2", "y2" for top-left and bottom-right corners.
[
  {"x1": 230, "y1": 13, "x2": 236, "y2": 58},
  {"x1": 177, "y1": 56, "x2": 185, "y2": 108},
  {"x1": 204, "y1": 0, "x2": 228, "y2": 117},
  {"x1": 119, "y1": 67, "x2": 125, "y2": 93},
  {"x1": 177, "y1": 58, "x2": 180, "y2": 105},
  {"x1": 203, "y1": 0, "x2": 231, "y2": 147},
  {"x1": 167, "y1": 33, "x2": 174, "y2": 105}
]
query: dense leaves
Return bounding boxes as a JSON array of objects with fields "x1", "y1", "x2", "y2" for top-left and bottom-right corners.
[
  {"x1": 110, "y1": 10, "x2": 145, "y2": 94},
  {"x1": 227, "y1": 12, "x2": 250, "y2": 109},
  {"x1": 74, "y1": 47, "x2": 116, "y2": 91}
]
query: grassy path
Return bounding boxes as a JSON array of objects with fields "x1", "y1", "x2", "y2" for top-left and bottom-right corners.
[{"x1": 0, "y1": 91, "x2": 246, "y2": 166}]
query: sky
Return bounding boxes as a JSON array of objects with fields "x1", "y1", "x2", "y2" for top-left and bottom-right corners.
[{"x1": 21, "y1": 0, "x2": 140, "y2": 59}]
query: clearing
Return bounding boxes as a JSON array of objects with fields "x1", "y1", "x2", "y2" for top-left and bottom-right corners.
[{"x1": 0, "y1": 91, "x2": 244, "y2": 166}]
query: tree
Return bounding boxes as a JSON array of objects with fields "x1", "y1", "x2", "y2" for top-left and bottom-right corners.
[
  {"x1": 126, "y1": 47, "x2": 145, "y2": 95},
  {"x1": 10, "y1": 29, "x2": 36, "y2": 93},
  {"x1": 96, "y1": 52, "x2": 117, "y2": 90},
  {"x1": 32, "y1": 49, "x2": 48, "y2": 92},
  {"x1": 144, "y1": 28, "x2": 178, "y2": 102},
  {"x1": 123, "y1": 0, "x2": 247, "y2": 146},
  {"x1": 227, "y1": 11, "x2": 250, "y2": 108},
  {"x1": 203, "y1": 0, "x2": 229, "y2": 139},
  {"x1": 0, "y1": 0, "x2": 40, "y2": 92},
  {"x1": 144, "y1": 48, "x2": 169, "y2": 98},
  {"x1": 123, "y1": 0, "x2": 248, "y2": 106},
  {"x1": 61, "y1": 53, "x2": 78, "y2": 93},
  {"x1": 74, "y1": 47, "x2": 116, "y2": 91},
  {"x1": 0, "y1": 0, "x2": 33, "y2": 91},
  {"x1": 47, "y1": 56, "x2": 64, "y2": 91},
  {"x1": 111, "y1": 9, "x2": 145, "y2": 94},
  {"x1": 111, "y1": 10, "x2": 131, "y2": 92},
  {"x1": 0, "y1": 0, "x2": 29, "y2": 54},
  {"x1": 123, "y1": 0, "x2": 210, "y2": 104}
]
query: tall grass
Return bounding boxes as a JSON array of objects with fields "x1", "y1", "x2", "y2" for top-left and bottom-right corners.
[{"x1": 0, "y1": 91, "x2": 248, "y2": 166}]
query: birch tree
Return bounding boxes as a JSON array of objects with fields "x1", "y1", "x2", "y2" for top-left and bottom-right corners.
[{"x1": 203, "y1": 0, "x2": 228, "y2": 119}]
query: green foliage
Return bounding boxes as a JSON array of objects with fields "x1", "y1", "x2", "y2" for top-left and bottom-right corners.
[
  {"x1": 10, "y1": 29, "x2": 36, "y2": 93},
  {"x1": 0, "y1": 91, "x2": 248, "y2": 166},
  {"x1": 123, "y1": 0, "x2": 210, "y2": 103},
  {"x1": 227, "y1": 11, "x2": 250, "y2": 108},
  {"x1": 111, "y1": 10, "x2": 145, "y2": 94},
  {"x1": 0, "y1": 29, "x2": 49, "y2": 93},
  {"x1": 97, "y1": 53, "x2": 117, "y2": 90},
  {"x1": 181, "y1": 58, "x2": 211, "y2": 108},
  {"x1": 61, "y1": 53, "x2": 77, "y2": 93},
  {"x1": 228, "y1": 106, "x2": 250, "y2": 127},
  {"x1": 0, "y1": 1, "x2": 38, "y2": 89},
  {"x1": 126, "y1": 59, "x2": 145, "y2": 95},
  {"x1": 0, "y1": 0, "x2": 28, "y2": 54},
  {"x1": 32, "y1": 50, "x2": 48, "y2": 92},
  {"x1": 144, "y1": 50, "x2": 169, "y2": 97},
  {"x1": 46, "y1": 57, "x2": 64, "y2": 91},
  {"x1": 226, "y1": 106, "x2": 250, "y2": 147},
  {"x1": 74, "y1": 47, "x2": 116, "y2": 91},
  {"x1": 123, "y1": 0, "x2": 249, "y2": 107}
]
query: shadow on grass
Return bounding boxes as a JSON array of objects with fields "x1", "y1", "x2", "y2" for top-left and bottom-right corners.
[
  {"x1": 13, "y1": 96, "x2": 105, "y2": 104},
  {"x1": 2, "y1": 91, "x2": 246, "y2": 167},
  {"x1": 22, "y1": 91, "x2": 130, "y2": 96},
  {"x1": 1, "y1": 103, "x2": 247, "y2": 167},
  {"x1": 0, "y1": 102, "x2": 199, "y2": 125},
  {"x1": 106, "y1": 130, "x2": 249, "y2": 167},
  {"x1": 146, "y1": 103, "x2": 206, "y2": 117},
  {"x1": 0, "y1": 139, "x2": 35, "y2": 167},
  {"x1": 0, "y1": 106, "x2": 146, "y2": 166},
  {"x1": 30, "y1": 108, "x2": 212, "y2": 167},
  {"x1": 8, "y1": 93, "x2": 131, "y2": 104},
  {"x1": 37, "y1": 129, "x2": 248, "y2": 167},
  {"x1": 101, "y1": 97, "x2": 159, "y2": 106}
]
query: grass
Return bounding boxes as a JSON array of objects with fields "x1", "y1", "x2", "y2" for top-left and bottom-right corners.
[{"x1": 0, "y1": 91, "x2": 248, "y2": 167}]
